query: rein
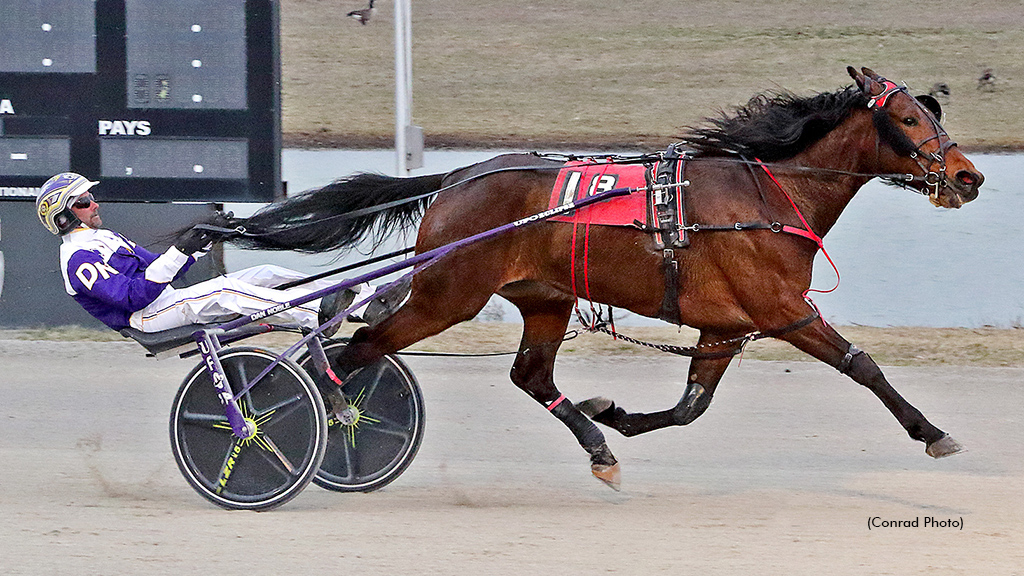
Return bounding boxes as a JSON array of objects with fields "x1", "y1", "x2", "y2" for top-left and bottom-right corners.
[{"x1": 212, "y1": 152, "x2": 935, "y2": 243}]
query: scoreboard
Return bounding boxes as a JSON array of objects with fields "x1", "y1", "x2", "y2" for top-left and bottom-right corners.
[{"x1": 0, "y1": 0, "x2": 281, "y2": 202}]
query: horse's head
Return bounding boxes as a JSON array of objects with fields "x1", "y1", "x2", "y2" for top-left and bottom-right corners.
[{"x1": 848, "y1": 66, "x2": 984, "y2": 209}]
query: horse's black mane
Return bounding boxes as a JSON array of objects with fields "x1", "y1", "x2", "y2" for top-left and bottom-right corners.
[{"x1": 685, "y1": 86, "x2": 868, "y2": 161}]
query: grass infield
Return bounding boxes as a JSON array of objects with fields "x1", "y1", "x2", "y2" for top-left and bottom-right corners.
[{"x1": 280, "y1": 0, "x2": 1022, "y2": 152}]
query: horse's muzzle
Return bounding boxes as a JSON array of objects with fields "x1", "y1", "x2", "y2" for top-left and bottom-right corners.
[
  {"x1": 954, "y1": 169, "x2": 983, "y2": 202},
  {"x1": 933, "y1": 168, "x2": 983, "y2": 209}
]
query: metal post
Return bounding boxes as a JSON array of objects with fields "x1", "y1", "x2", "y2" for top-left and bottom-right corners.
[
  {"x1": 394, "y1": 0, "x2": 408, "y2": 174},
  {"x1": 393, "y1": 0, "x2": 421, "y2": 175}
]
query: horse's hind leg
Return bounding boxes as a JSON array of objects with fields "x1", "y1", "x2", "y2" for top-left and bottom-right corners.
[
  {"x1": 780, "y1": 317, "x2": 963, "y2": 458},
  {"x1": 505, "y1": 293, "x2": 621, "y2": 490},
  {"x1": 334, "y1": 277, "x2": 494, "y2": 372},
  {"x1": 577, "y1": 331, "x2": 736, "y2": 436}
]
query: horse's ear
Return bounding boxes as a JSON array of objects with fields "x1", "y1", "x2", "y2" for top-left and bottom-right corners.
[
  {"x1": 848, "y1": 66, "x2": 882, "y2": 97},
  {"x1": 848, "y1": 65, "x2": 865, "y2": 86},
  {"x1": 861, "y1": 67, "x2": 881, "y2": 81}
]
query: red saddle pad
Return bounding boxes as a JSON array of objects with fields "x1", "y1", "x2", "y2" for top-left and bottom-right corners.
[{"x1": 546, "y1": 160, "x2": 648, "y2": 226}]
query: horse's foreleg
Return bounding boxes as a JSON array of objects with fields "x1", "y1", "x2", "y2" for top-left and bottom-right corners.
[
  {"x1": 508, "y1": 298, "x2": 621, "y2": 490},
  {"x1": 576, "y1": 331, "x2": 735, "y2": 436},
  {"x1": 781, "y1": 317, "x2": 963, "y2": 458}
]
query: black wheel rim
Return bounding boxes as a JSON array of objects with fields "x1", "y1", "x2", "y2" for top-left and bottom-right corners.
[
  {"x1": 301, "y1": 345, "x2": 424, "y2": 492},
  {"x1": 172, "y1": 349, "x2": 325, "y2": 509}
]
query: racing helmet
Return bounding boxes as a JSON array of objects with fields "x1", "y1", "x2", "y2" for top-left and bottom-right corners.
[{"x1": 36, "y1": 173, "x2": 98, "y2": 235}]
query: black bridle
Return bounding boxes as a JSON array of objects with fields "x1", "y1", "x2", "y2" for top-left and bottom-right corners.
[{"x1": 867, "y1": 78, "x2": 958, "y2": 201}]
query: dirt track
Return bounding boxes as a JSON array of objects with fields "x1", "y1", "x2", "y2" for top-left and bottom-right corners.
[{"x1": 1, "y1": 338, "x2": 1021, "y2": 574}]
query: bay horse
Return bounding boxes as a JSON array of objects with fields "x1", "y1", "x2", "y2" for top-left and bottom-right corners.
[{"x1": 227, "y1": 67, "x2": 984, "y2": 489}]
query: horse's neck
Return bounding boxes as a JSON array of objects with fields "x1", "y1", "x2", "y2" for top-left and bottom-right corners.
[{"x1": 778, "y1": 117, "x2": 879, "y2": 237}]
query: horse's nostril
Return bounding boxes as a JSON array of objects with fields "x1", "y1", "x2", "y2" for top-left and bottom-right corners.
[{"x1": 956, "y1": 170, "x2": 982, "y2": 188}]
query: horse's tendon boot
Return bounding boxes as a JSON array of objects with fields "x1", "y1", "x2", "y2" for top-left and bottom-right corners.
[
  {"x1": 672, "y1": 382, "x2": 711, "y2": 425},
  {"x1": 550, "y1": 399, "x2": 621, "y2": 490}
]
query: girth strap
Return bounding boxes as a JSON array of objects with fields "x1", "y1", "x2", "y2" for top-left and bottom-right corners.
[
  {"x1": 659, "y1": 249, "x2": 682, "y2": 325},
  {"x1": 647, "y1": 145, "x2": 689, "y2": 324}
]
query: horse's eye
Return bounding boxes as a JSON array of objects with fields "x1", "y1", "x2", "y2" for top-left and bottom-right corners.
[{"x1": 902, "y1": 117, "x2": 919, "y2": 127}]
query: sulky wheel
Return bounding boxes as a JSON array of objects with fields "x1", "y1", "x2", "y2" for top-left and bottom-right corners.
[
  {"x1": 170, "y1": 347, "x2": 327, "y2": 511},
  {"x1": 298, "y1": 341, "x2": 425, "y2": 492}
]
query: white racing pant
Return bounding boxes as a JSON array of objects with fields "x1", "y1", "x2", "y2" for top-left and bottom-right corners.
[{"x1": 129, "y1": 264, "x2": 371, "y2": 333}]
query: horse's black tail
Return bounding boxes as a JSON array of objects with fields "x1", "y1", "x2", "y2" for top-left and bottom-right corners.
[{"x1": 229, "y1": 172, "x2": 445, "y2": 253}]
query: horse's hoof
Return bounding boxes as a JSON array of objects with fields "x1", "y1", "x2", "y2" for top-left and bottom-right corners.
[
  {"x1": 591, "y1": 462, "x2": 621, "y2": 491},
  {"x1": 576, "y1": 397, "x2": 614, "y2": 419},
  {"x1": 926, "y1": 434, "x2": 966, "y2": 458}
]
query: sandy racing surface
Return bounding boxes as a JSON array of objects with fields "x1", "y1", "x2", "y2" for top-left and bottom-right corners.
[{"x1": 1, "y1": 338, "x2": 1022, "y2": 574}]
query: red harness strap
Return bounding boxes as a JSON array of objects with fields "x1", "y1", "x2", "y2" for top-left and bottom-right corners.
[
  {"x1": 756, "y1": 158, "x2": 841, "y2": 297},
  {"x1": 570, "y1": 161, "x2": 615, "y2": 329}
]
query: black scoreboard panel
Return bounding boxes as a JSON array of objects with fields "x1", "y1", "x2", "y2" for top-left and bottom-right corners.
[
  {"x1": 0, "y1": 0, "x2": 97, "y2": 74},
  {"x1": 0, "y1": 137, "x2": 70, "y2": 176},
  {"x1": 0, "y1": 0, "x2": 280, "y2": 202},
  {"x1": 100, "y1": 138, "x2": 248, "y2": 179},
  {"x1": 125, "y1": 0, "x2": 247, "y2": 110}
]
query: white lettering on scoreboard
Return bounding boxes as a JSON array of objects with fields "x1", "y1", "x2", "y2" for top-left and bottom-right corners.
[
  {"x1": 98, "y1": 120, "x2": 152, "y2": 136},
  {"x1": 0, "y1": 187, "x2": 40, "y2": 198}
]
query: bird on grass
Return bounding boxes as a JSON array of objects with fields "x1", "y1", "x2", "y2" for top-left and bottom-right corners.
[
  {"x1": 978, "y1": 68, "x2": 996, "y2": 91},
  {"x1": 348, "y1": 0, "x2": 375, "y2": 25},
  {"x1": 929, "y1": 82, "x2": 950, "y2": 99}
]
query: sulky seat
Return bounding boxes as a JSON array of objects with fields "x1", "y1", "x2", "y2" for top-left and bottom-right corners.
[{"x1": 120, "y1": 324, "x2": 213, "y2": 357}]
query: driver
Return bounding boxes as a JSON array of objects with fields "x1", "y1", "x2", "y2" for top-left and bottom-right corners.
[{"x1": 37, "y1": 172, "x2": 374, "y2": 337}]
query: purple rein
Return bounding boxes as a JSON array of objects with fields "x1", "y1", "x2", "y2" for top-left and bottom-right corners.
[{"x1": 204, "y1": 181, "x2": 643, "y2": 401}]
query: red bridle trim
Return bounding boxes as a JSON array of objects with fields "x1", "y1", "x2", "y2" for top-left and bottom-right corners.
[
  {"x1": 756, "y1": 158, "x2": 841, "y2": 296},
  {"x1": 867, "y1": 79, "x2": 902, "y2": 110}
]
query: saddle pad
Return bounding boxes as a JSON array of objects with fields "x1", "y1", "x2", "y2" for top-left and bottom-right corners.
[{"x1": 546, "y1": 160, "x2": 649, "y2": 227}]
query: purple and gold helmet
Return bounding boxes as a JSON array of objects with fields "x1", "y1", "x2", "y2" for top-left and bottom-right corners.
[{"x1": 36, "y1": 173, "x2": 97, "y2": 235}]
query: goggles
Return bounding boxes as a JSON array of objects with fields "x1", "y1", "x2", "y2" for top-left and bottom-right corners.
[{"x1": 72, "y1": 193, "x2": 96, "y2": 209}]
